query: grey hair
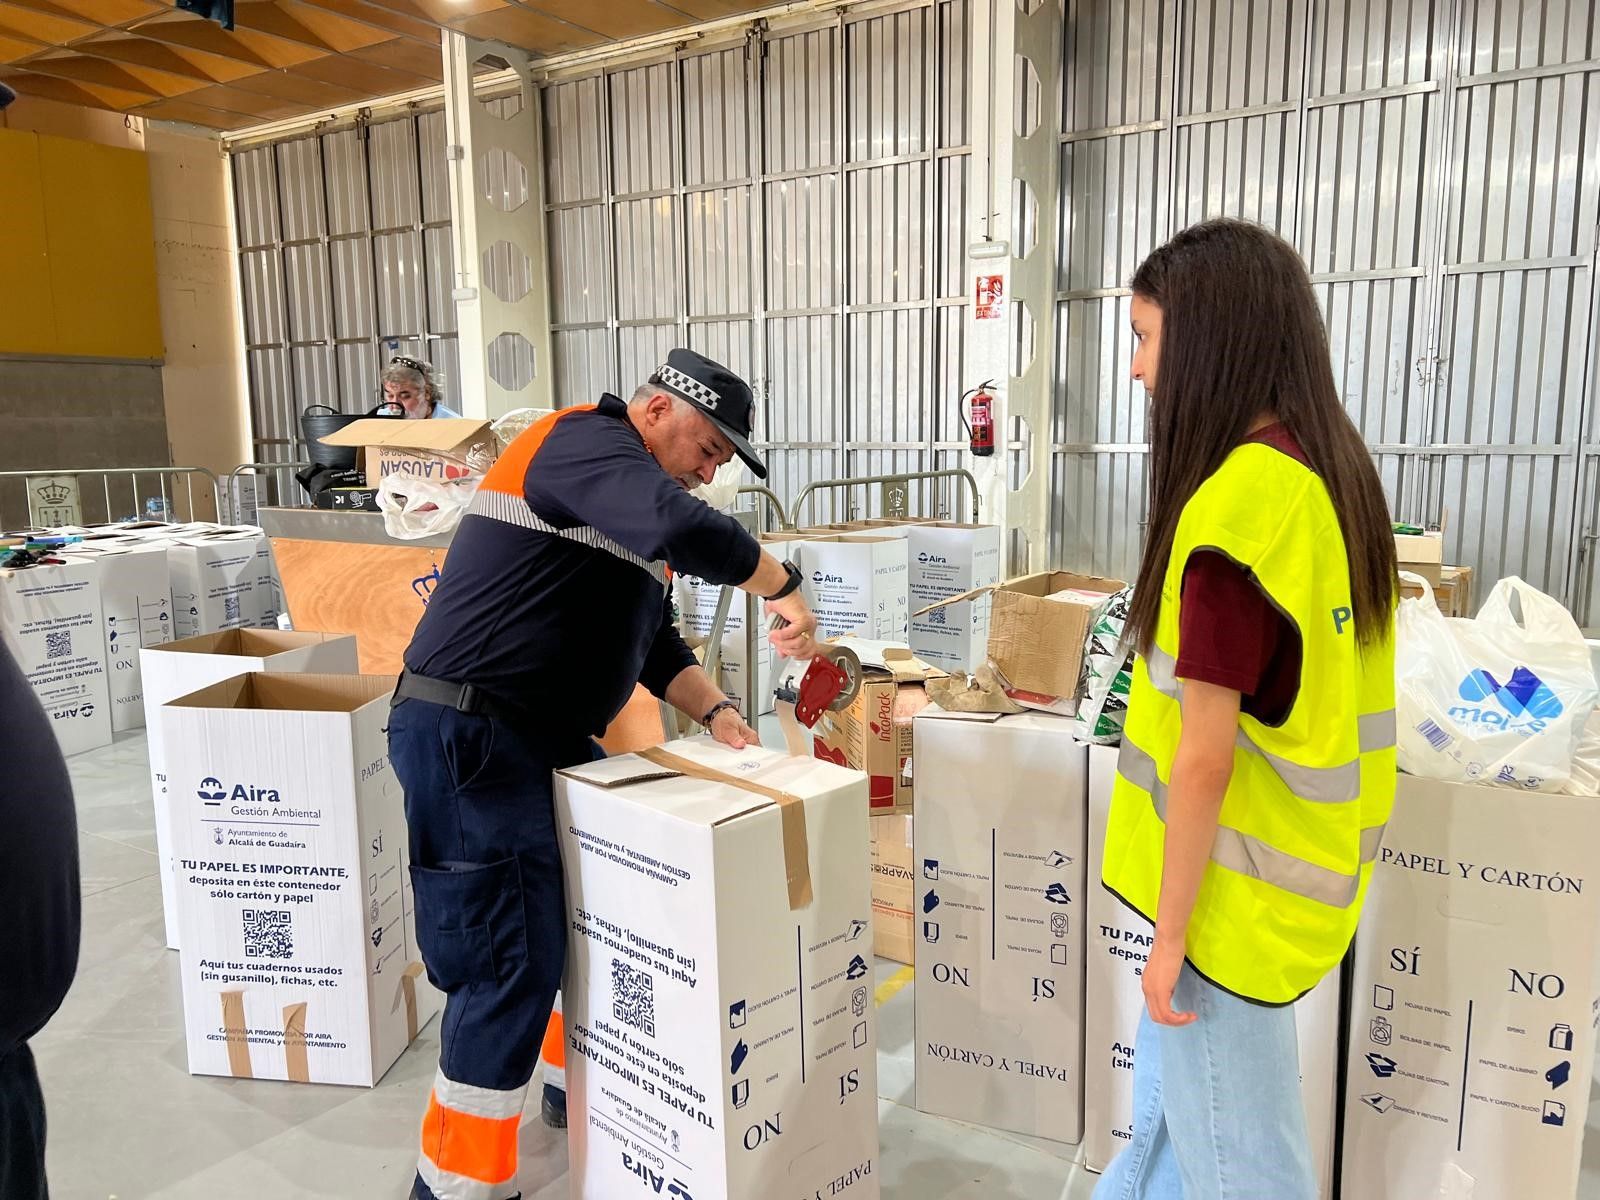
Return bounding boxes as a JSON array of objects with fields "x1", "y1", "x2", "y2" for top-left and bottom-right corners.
[
  {"x1": 629, "y1": 382, "x2": 693, "y2": 413},
  {"x1": 382, "y1": 361, "x2": 440, "y2": 409}
]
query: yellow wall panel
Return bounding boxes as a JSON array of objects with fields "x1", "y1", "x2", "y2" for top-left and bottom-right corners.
[
  {"x1": 38, "y1": 134, "x2": 164, "y2": 359},
  {"x1": 0, "y1": 129, "x2": 58, "y2": 355}
]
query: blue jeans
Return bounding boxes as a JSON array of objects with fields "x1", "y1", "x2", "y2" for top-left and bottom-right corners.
[{"x1": 1093, "y1": 965, "x2": 1316, "y2": 1200}]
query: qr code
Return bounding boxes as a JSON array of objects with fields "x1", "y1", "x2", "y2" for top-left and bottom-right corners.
[
  {"x1": 611, "y1": 958, "x2": 656, "y2": 1036},
  {"x1": 1416, "y1": 718, "x2": 1452, "y2": 752},
  {"x1": 45, "y1": 630, "x2": 71, "y2": 660},
  {"x1": 927, "y1": 607, "x2": 947, "y2": 627},
  {"x1": 242, "y1": 908, "x2": 293, "y2": 959},
  {"x1": 223, "y1": 595, "x2": 241, "y2": 623}
]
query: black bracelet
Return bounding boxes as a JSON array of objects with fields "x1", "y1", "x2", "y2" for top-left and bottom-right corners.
[
  {"x1": 766, "y1": 559, "x2": 803, "y2": 601},
  {"x1": 701, "y1": 698, "x2": 740, "y2": 727}
]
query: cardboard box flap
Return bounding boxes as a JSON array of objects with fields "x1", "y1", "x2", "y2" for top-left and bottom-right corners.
[
  {"x1": 168, "y1": 671, "x2": 395, "y2": 712},
  {"x1": 563, "y1": 740, "x2": 817, "y2": 911},
  {"x1": 320, "y1": 417, "x2": 493, "y2": 452},
  {"x1": 913, "y1": 569, "x2": 1122, "y2": 617},
  {"x1": 829, "y1": 637, "x2": 943, "y2": 681}
]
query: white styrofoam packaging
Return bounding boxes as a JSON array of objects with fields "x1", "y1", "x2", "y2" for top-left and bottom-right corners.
[
  {"x1": 1080, "y1": 747, "x2": 1339, "y2": 1195},
  {"x1": 912, "y1": 709, "x2": 1087, "y2": 1142},
  {"x1": 60, "y1": 541, "x2": 173, "y2": 732},
  {"x1": 556, "y1": 738, "x2": 881, "y2": 1200},
  {"x1": 142, "y1": 630, "x2": 361, "y2": 951},
  {"x1": 905, "y1": 523, "x2": 1001, "y2": 674},
  {"x1": 167, "y1": 530, "x2": 268, "y2": 639},
  {"x1": 1341, "y1": 774, "x2": 1600, "y2": 1199},
  {"x1": 0, "y1": 559, "x2": 113, "y2": 756},
  {"x1": 164, "y1": 672, "x2": 441, "y2": 1086},
  {"x1": 794, "y1": 536, "x2": 909, "y2": 642}
]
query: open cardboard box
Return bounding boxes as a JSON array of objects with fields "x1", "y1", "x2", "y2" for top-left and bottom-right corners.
[
  {"x1": 321, "y1": 417, "x2": 497, "y2": 483},
  {"x1": 809, "y1": 639, "x2": 942, "y2": 811},
  {"x1": 918, "y1": 569, "x2": 1126, "y2": 704}
]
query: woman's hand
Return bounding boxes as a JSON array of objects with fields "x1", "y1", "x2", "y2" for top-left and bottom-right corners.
[{"x1": 1143, "y1": 932, "x2": 1197, "y2": 1026}]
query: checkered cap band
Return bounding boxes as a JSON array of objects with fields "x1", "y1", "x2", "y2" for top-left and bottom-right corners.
[{"x1": 655, "y1": 364, "x2": 721, "y2": 412}]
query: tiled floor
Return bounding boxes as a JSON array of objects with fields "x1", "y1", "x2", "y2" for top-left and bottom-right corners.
[{"x1": 34, "y1": 730, "x2": 1097, "y2": 1199}]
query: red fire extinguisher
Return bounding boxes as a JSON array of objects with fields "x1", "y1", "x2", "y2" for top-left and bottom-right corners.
[{"x1": 960, "y1": 381, "x2": 996, "y2": 457}]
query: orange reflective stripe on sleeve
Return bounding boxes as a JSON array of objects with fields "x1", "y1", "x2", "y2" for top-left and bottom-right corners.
[{"x1": 479, "y1": 404, "x2": 595, "y2": 499}]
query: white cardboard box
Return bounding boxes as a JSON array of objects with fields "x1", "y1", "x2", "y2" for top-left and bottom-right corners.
[
  {"x1": 168, "y1": 531, "x2": 268, "y2": 639},
  {"x1": 1341, "y1": 774, "x2": 1600, "y2": 1199},
  {"x1": 905, "y1": 523, "x2": 1001, "y2": 674},
  {"x1": 164, "y1": 672, "x2": 441, "y2": 1086},
  {"x1": 794, "y1": 536, "x2": 909, "y2": 642},
  {"x1": 556, "y1": 738, "x2": 881, "y2": 1200},
  {"x1": 674, "y1": 538, "x2": 800, "y2": 718},
  {"x1": 913, "y1": 709, "x2": 1087, "y2": 1142},
  {"x1": 0, "y1": 559, "x2": 113, "y2": 756},
  {"x1": 142, "y1": 630, "x2": 361, "y2": 950},
  {"x1": 61, "y1": 541, "x2": 173, "y2": 732},
  {"x1": 1081, "y1": 745, "x2": 1340, "y2": 1194}
]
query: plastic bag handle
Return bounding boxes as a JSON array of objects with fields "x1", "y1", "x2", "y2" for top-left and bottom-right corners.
[
  {"x1": 1398, "y1": 570, "x2": 1438, "y2": 609},
  {"x1": 1476, "y1": 575, "x2": 1585, "y2": 642}
]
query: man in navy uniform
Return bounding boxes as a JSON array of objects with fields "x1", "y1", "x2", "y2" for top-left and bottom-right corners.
[{"x1": 389, "y1": 349, "x2": 818, "y2": 1200}]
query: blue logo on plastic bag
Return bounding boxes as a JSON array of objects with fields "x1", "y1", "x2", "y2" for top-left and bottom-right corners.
[{"x1": 1450, "y1": 667, "x2": 1563, "y2": 733}]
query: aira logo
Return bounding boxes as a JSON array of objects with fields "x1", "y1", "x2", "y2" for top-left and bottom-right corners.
[
  {"x1": 812, "y1": 572, "x2": 844, "y2": 584},
  {"x1": 197, "y1": 775, "x2": 281, "y2": 807},
  {"x1": 917, "y1": 552, "x2": 948, "y2": 565},
  {"x1": 1450, "y1": 667, "x2": 1564, "y2": 733}
]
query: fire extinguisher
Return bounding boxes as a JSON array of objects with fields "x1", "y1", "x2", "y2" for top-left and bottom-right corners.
[{"x1": 960, "y1": 381, "x2": 996, "y2": 457}]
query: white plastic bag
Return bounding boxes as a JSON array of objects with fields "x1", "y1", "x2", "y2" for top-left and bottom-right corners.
[
  {"x1": 377, "y1": 474, "x2": 478, "y2": 540},
  {"x1": 691, "y1": 460, "x2": 745, "y2": 512},
  {"x1": 1396, "y1": 573, "x2": 1599, "y2": 791}
]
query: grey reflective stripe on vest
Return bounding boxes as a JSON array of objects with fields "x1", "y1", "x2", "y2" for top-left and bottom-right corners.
[
  {"x1": 1117, "y1": 735, "x2": 1385, "y2": 909},
  {"x1": 469, "y1": 488, "x2": 668, "y2": 588},
  {"x1": 1143, "y1": 646, "x2": 1395, "y2": 803}
]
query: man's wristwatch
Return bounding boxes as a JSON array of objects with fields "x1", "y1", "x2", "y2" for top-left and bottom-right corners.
[
  {"x1": 767, "y1": 559, "x2": 803, "y2": 601},
  {"x1": 701, "y1": 698, "x2": 741, "y2": 728}
]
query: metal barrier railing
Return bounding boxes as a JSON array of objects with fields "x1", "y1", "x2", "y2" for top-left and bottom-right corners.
[
  {"x1": 0, "y1": 467, "x2": 223, "y2": 530},
  {"x1": 735, "y1": 484, "x2": 789, "y2": 532},
  {"x1": 227, "y1": 462, "x2": 313, "y2": 524},
  {"x1": 785, "y1": 468, "x2": 980, "y2": 529}
]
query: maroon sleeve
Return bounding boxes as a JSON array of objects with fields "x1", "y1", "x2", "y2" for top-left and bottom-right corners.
[{"x1": 1175, "y1": 551, "x2": 1280, "y2": 696}]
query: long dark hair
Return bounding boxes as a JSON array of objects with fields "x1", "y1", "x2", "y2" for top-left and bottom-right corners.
[{"x1": 1123, "y1": 219, "x2": 1396, "y2": 652}]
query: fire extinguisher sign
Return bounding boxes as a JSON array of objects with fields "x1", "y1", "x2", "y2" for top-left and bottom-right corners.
[{"x1": 974, "y1": 274, "x2": 1005, "y2": 320}]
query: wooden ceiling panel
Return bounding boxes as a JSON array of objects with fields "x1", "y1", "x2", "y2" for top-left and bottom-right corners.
[
  {"x1": 0, "y1": 3, "x2": 101, "y2": 46},
  {"x1": 1, "y1": 0, "x2": 774, "y2": 131},
  {"x1": 345, "y1": 33, "x2": 437, "y2": 78}
]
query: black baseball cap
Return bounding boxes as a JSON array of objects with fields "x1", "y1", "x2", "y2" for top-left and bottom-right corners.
[{"x1": 649, "y1": 348, "x2": 766, "y2": 479}]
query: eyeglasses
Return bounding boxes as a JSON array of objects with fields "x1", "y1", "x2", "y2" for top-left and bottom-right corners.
[{"x1": 389, "y1": 355, "x2": 431, "y2": 374}]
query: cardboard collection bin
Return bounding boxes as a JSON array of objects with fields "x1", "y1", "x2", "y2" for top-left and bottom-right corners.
[
  {"x1": 913, "y1": 709, "x2": 1088, "y2": 1143},
  {"x1": 164, "y1": 672, "x2": 440, "y2": 1087},
  {"x1": 1340, "y1": 773, "x2": 1600, "y2": 1199},
  {"x1": 556, "y1": 738, "x2": 881, "y2": 1199},
  {"x1": 0, "y1": 557, "x2": 113, "y2": 756},
  {"x1": 905, "y1": 523, "x2": 1002, "y2": 674},
  {"x1": 59, "y1": 539, "x2": 174, "y2": 732},
  {"x1": 793, "y1": 536, "x2": 910, "y2": 642},
  {"x1": 143, "y1": 630, "x2": 360, "y2": 950}
]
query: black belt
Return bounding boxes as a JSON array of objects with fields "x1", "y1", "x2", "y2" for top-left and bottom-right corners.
[{"x1": 393, "y1": 669, "x2": 532, "y2": 726}]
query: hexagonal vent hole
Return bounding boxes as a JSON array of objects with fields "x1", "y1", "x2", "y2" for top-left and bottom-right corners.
[{"x1": 488, "y1": 331, "x2": 536, "y2": 391}]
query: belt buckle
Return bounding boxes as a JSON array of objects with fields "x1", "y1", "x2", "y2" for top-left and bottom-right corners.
[{"x1": 457, "y1": 682, "x2": 479, "y2": 714}]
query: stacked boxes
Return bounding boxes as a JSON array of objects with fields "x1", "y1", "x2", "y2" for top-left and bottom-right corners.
[{"x1": 0, "y1": 557, "x2": 113, "y2": 756}]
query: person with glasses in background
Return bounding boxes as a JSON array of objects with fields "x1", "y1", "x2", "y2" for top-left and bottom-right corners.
[{"x1": 375, "y1": 355, "x2": 461, "y2": 419}]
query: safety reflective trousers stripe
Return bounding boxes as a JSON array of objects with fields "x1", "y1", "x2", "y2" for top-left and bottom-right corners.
[
  {"x1": 1117, "y1": 735, "x2": 1385, "y2": 909},
  {"x1": 1143, "y1": 646, "x2": 1394, "y2": 803},
  {"x1": 417, "y1": 1068, "x2": 523, "y2": 1200},
  {"x1": 540, "y1": 996, "x2": 566, "y2": 1091}
]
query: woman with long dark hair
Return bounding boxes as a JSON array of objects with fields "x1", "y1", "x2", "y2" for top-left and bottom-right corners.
[{"x1": 1094, "y1": 219, "x2": 1398, "y2": 1199}]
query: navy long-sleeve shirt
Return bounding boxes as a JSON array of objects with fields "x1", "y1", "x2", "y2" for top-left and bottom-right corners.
[{"x1": 404, "y1": 395, "x2": 762, "y2": 740}]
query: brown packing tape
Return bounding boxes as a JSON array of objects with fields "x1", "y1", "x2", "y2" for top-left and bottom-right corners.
[
  {"x1": 220, "y1": 990, "x2": 253, "y2": 1079},
  {"x1": 637, "y1": 746, "x2": 814, "y2": 911},
  {"x1": 400, "y1": 962, "x2": 425, "y2": 1042},
  {"x1": 283, "y1": 1003, "x2": 310, "y2": 1083}
]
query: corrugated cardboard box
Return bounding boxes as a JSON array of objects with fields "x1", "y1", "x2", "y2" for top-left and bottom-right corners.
[
  {"x1": 920, "y1": 570, "x2": 1125, "y2": 705},
  {"x1": 1341, "y1": 774, "x2": 1600, "y2": 1199},
  {"x1": 555, "y1": 738, "x2": 881, "y2": 1200},
  {"x1": 142, "y1": 630, "x2": 361, "y2": 950},
  {"x1": 1395, "y1": 530, "x2": 1444, "y2": 586},
  {"x1": 0, "y1": 558, "x2": 112, "y2": 756},
  {"x1": 167, "y1": 530, "x2": 267, "y2": 639},
  {"x1": 913, "y1": 709, "x2": 1087, "y2": 1142},
  {"x1": 794, "y1": 535, "x2": 909, "y2": 641},
  {"x1": 810, "y1": 640, "x2": 939, "y2": 811},
  {"x1": 1082, "y1": 746, "x2": 1339, "y2": 1196},
  {"x1": 870, "y1": 812, "x2": 914, "y2": 964},
  {"x1": 906, "y1": 523, "x2": 1002, "y2": 673},
  {"x1": 165, "y1": 672, "x2": 440, "y2": 1086},
  {"x1": 321, "y1": 417, "x2": 497, "y2": 484},
  {"x1": 60, "y1": 540, "x2": 173, "y2": 732}
]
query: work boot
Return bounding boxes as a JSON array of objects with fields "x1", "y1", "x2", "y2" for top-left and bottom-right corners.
[{"x1": 541, "y1": 1083, "x2": 567, "y2": 1129}]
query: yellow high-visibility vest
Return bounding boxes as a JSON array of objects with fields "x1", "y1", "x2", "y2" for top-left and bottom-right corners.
[{"x1": 1101, "y1": 442, "x2": 1396, "y2": 1004}]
